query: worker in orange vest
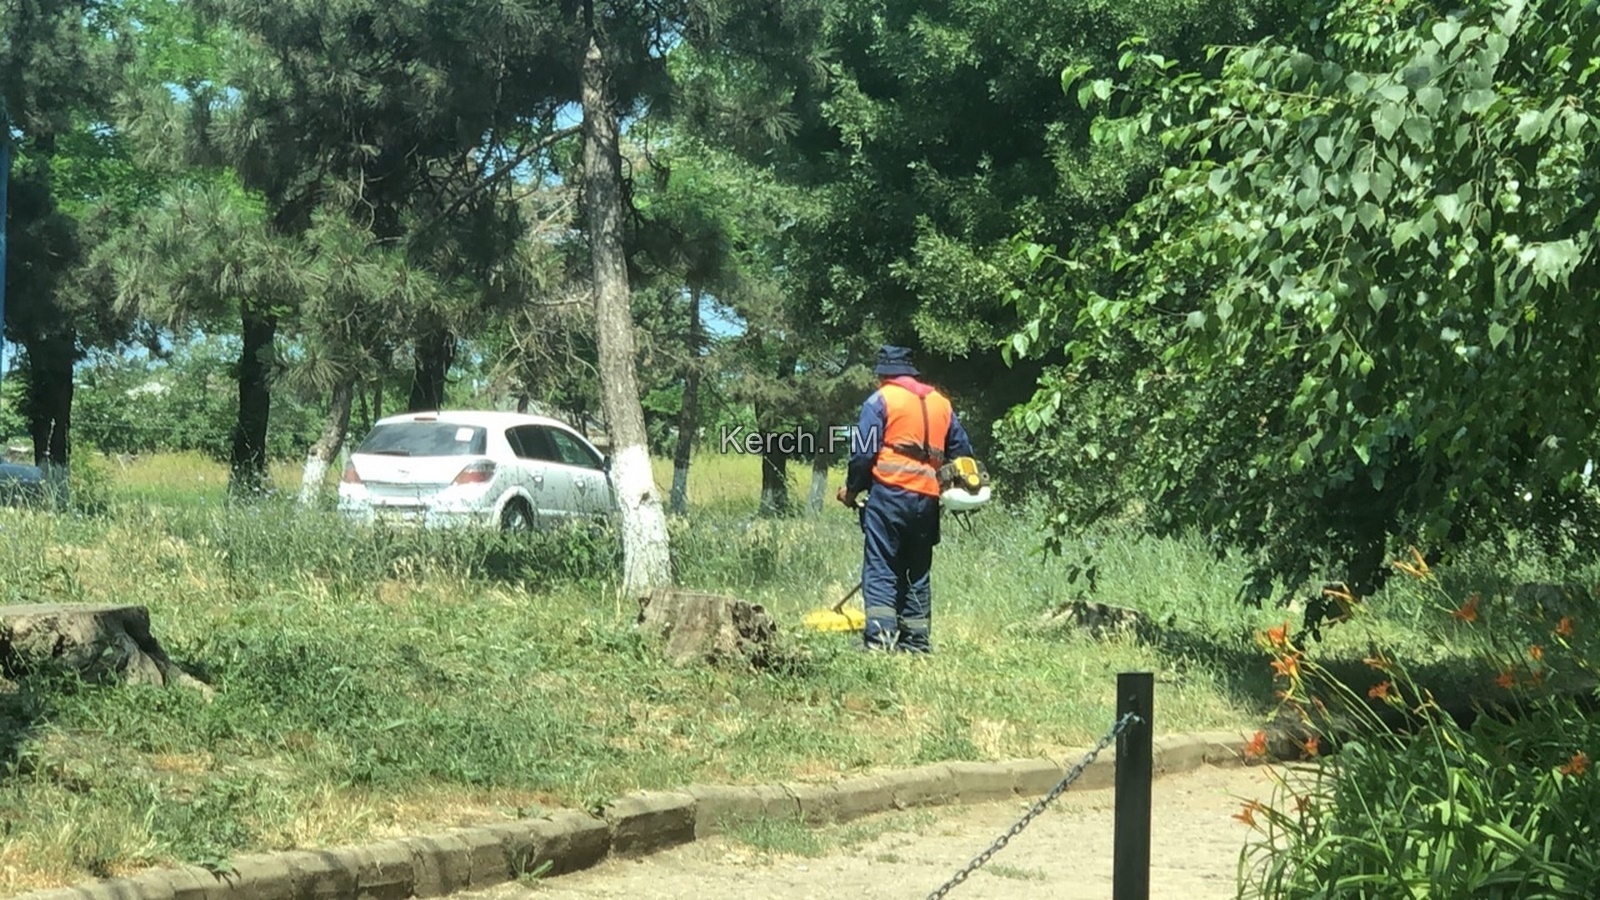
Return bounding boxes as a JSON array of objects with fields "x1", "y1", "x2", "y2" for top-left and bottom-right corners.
[{"x1": 837, "y1": 346, "x2": 974, "y2": 652}]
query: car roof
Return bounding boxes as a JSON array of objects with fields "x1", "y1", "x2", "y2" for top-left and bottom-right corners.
[{"x1": 371, "y1": 410, "x2": 588, "y2": 436}]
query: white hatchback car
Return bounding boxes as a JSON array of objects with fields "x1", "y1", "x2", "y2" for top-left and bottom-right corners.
[{"x1": 338, "y1": 410, "x2": 616, "y2": 531}]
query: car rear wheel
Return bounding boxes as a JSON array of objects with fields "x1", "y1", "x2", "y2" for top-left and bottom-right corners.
[{"x1": 500, "y1": 500, "x2": 534, "y2": 533}]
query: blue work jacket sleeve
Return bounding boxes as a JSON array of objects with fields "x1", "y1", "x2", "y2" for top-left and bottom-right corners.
[
  {"x1": 946, "y1": 412, "x2": 975, "y2": 461},
  {"x1": 846, "y1": 392, "x2": 885, "y2": 495}
]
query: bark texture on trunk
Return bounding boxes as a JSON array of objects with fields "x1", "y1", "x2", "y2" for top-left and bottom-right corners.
[
  {"x1": 757, "y1": 355, "x2": 797, "y2": 517},
  {"x1": 24, "y1": 333, "x2": 73, "y2": 469},
  {"x1": 23, "y1": 333, "x2": 74, "y2": 504},
  {"x1": 408, "y1": 326, "x2": 454, "y2": 412},
  {"x1": 759, "y1": 451, "x2": 789, "y2": 516},
  {"x1": 299, "y1": 377, "x2": 356, "y2": 506},
  {"x1": 636, "y1": 588, "x2": 780, "y2": 668},
  {"x1": 230, "y1": 303, "x2": 277, "y2": 495},
  {"x1": 582, "y1": 29, "x2": 671, "y2": 595},
  {"x1": 1, "y1": 603, "x2": 214, "y2": 698},
  {"x1": 669, "y1": 290, "x2": 703, "y2": 516}
]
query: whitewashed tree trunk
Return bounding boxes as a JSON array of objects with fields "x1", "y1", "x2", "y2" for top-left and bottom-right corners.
[
  {"x1": 582, "y1": 29, "x2": 671, "y2": 595},
  {"x1": 808, "y1": 452, "x2": 830, "y2": 514},
  {"x1": 299, "y1": 378, "x2": 356, "y2": 506}
]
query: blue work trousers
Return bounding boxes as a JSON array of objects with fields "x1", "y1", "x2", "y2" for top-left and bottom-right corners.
[{"x1": 859, "y1": 486, "x2": 941, "y2": 652}]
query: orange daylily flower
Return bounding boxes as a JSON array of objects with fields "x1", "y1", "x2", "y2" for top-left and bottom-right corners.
[
  {"x1": 1245, "y1": 730, "x2": 1268, "y2": 760},
  {"x1": 1368, "y1": 681, "x2": 1392, "y2": 700},
  {"x1": 1452, "y1": 594, "x2": 1481, "y2": 623},
  {"x1": 1271, "y1": 653, "x2": 1302, "y2": 679},
  {"x1": 1264, "y1": 621, "x2": 1290, "y2": 649},
  {"x1": 1393, "y1": 547, "x2": 1433, "y2": 579},
  {"x1": 1530, "y1": 645, "x2": 1545, "y2": 662},
  {"x1": 1495, "y1": 669, "x2": 1517, "y2": 690},
  {"x1": 1557, "y1": 617, "x2": 1576, "y2": 638},
  {"x1": 1560, "y1": 752, "x2": 1590, "y2": 777},
  {"x1": 1301, "y1": 734, "x2": 1321, "y2": 758},
  {"x1": 1322, "y1": 584, "x2": 1357, "y2": 620},
  {"x1": 1233, "y1": 799, "x2": 1265, "y2": 827}
]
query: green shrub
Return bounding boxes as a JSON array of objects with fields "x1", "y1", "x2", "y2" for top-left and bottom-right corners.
[{"x1": 67, "y1": 449, "x2": 114, "y2": 516}]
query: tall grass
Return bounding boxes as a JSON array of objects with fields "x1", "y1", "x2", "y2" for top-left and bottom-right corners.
[{"x1": 2, "y1": 449, "x2": 1566, "y2": 893}]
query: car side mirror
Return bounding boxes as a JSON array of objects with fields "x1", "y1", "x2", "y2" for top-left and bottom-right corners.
[{"x1": 601, "y1": 454, "x2": 611, "y2": 472}]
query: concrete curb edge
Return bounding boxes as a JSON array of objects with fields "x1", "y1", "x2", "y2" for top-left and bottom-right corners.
[{"x1": 12, "y1": 730, "x2": 1254, "y2": 900}]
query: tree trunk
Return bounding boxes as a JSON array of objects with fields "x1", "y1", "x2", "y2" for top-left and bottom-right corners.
[
  {"x1": 582, "y1": 25, "x2": 671, "y2": 595},
  {"x1": 229, "y1": 302, "x2": 276, "y2": 495},
  {"x1": 408, "y1": 326, "x2": 454, "y2": 412},
  {"x1": 669, "y1": 289, "x2": 703, "y2": 516},
  {"x1": 372, "y1": 380, "x2": 384, "y2": 423},
  {"x1": 758, "y1": 355, "x2": 798, "y2": 517},
  {"x1": 760, "y1": 451, "x2": 789, "y2": 516},
  {"x1": 808, "y1": 451, "x2": 830, "y2": 514},
  {"x1": 299, "y1": 376, "x2": 356, "y2": 506},
  {"x1": 23, "y1": 332, "x2": 73, "y2": 503},
  {"x1": 355, "y1": 382, "x2": 372, "y2": 435}
]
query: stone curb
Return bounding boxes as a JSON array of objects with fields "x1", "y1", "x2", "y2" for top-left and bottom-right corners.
[{"x1": 12, "y1": 730, "x2": 1253, "y2": 900}]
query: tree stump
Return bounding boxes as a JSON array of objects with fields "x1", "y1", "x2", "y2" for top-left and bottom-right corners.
[
  {"x1": 636, "y1": 589, "x2": 779, "y2": 667},
  {"x1": 0, "y1": 604, "x2": 214, "y2": 698}
]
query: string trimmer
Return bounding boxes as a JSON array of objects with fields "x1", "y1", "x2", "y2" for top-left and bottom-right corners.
[{"x1": 803, "y1": 493, "x2": 868, "y2": 634}]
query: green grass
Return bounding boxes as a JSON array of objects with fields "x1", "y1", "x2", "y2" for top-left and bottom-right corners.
[
  {"x1": 984, "y1": 863, "x2": 1048, "y2": 881},
  {"x1": 1, "y1": 449, "x2": 1581, "y2": 892}
]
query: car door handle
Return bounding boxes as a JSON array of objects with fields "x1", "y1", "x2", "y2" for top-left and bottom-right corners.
[
  {"x1": 533, "y1": 473, "x2": 544, "y2": 485},
  {"x1": 575, "y1": 477, "x2": 587, "y2": 490}
]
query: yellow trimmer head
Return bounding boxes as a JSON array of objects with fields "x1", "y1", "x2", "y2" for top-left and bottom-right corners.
[{"x1": 802, "y1": 582, "x2": 866, "y2": 633}]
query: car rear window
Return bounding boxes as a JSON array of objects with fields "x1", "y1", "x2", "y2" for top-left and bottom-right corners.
[{"x1": 355, "y1": 422, "x2": 487, "y2": 457}]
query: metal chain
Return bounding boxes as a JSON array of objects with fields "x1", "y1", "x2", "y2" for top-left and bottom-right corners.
[{"x1": 925, "y1": 711, "x2": 1142, "y2": 900}]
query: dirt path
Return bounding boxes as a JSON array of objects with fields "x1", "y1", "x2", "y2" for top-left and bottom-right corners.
[{"x1": 464, "y1": 764, "x2": 1283, "y2": 900}]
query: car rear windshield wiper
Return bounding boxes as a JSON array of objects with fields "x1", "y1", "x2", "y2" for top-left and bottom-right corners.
[{"x1": 367, "y1": 449, "x2": 413, "y2": 456}]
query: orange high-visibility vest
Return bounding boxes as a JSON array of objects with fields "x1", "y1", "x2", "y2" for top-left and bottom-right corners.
[{"x1": 871, "y1": 380, "x2": 953, "y2": 497}]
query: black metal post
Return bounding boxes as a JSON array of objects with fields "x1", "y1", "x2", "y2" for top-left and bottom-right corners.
[{"x1": 1112, "y1": 671, "x2": 1153, "y2": 900}]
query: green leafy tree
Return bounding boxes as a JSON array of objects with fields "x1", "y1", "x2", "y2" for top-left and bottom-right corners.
[
  {"x1": 676, "y1": 0, "x2": 1302, "y2": 438},
  {"x1": 1, "y1": 0, "x2": 138, "y2": 478},
  {"x1": 286, "y1": 209, "x2": 455, "y2": 503},
  {"x1": 105, "y1": 176, "x2": 310, "y2": 492},
  {"x1": 1007, "y1": 0, "x2": 1600, "y2": 618}
]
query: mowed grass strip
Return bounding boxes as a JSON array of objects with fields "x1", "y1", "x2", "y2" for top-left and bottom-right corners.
[{"x1": 0, "y1": 450, "x2": 1489, "y2": 892}]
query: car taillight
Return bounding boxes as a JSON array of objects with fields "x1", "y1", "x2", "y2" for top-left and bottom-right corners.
[
  {"x1": 341, "y1": 464, "x2": 362, "y2": 484},
  {"x1": 453, "y1": 461, "x2": 496, "y2": 485}
]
